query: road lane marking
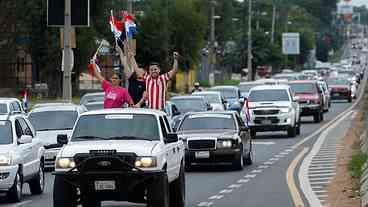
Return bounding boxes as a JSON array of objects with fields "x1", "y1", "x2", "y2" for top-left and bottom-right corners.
[
  {"x1": 237, "y1": 179, "x2": 249, "y2": 183},
  {"x1": 251, "y1": 169, "x2": 262, "y2": 174},
  {"x1": 219, "y1": 189, "x2": 233, "y2": 194},
  {"x1": 258, "y1": 165, "x2": 269, "y2": 169},
  {"x1": 198, "y1": 201, "x2": 214, "y2": 206},
  {"x1": 253, "y1": 141, "x2": 276, "y2": 145},
  {"x1": 209, "y1": 195, "x2": 224, "y2": 200},
  {"x1": 270, "y1": 158, "x2": 279, "y2": 161},
  {"x1": 228, "y1": 184, "x2": 242, "y2": 189},
  {"x1": 308, "y1": 169, "x2": 335, "y2": 174},
  {"x1": 287, "y1": 147, "x2": 309, "y2": 207},
  {"x1": 244, "y1": 174, "x2": 257, "y2": 179},
  {"x1": 274, "y1": 154, "x2": 284, "y2": 158},
  {"x1": 263, "y1": 161, "x2": 274, "y2": 165},
  {"x1": 308, "y1": 173, "x2": 336, "y2": 177}
]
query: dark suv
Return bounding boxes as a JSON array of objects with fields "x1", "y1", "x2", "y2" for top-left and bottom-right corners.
[{"x1": 288, "y1": 80, "x2": 324, "y2": 123}]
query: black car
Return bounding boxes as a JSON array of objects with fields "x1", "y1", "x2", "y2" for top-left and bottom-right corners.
[{"x1": 177, "y1": 111, "x2": 252, "y2": 170}]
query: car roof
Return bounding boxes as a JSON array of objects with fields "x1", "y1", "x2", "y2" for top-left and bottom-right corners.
[
  {"x1": 0, "y1": 99, "x2": 19, "y2": 104},
  {"x1": 29, "y1": 104, "x2": 81, "y2": 113},
  {"x1": 80, "y1": 108, "x2": 167, "y2": 117},
  {"x1": 32, "y1": 102, "x2": 75, "y2": 109},
  {"x1": 210, "y1": 85, "x2": 238, "y2": 90},
  {"x1": 0, "y1": 98, "x2": 21, "y2": 102},
  {"x1": 192, "y1": 91, "x2": 221, "y2": 95},
  {"x1": 184, "y1": 111, "x2": 237, "y2": 117},
  {"x1": 288, "y1": 80, "x2": 318, "y2": 84},
  {"x1": 171, "y1": 95, "x2": 205, "y2": 100},
  {"x1": 250, "y1": 84, "x2": 290, "y2": 91}
]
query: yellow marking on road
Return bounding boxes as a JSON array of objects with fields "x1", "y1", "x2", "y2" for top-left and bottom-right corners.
[{"x1": 287, "y1": 147, "x2": 309, "y2": 207}]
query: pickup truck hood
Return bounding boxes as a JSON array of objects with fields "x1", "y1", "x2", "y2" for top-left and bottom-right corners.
[
  {"x1": 60, "y1": 140, "x2": 160, "y2": 157},
  {"x1": 248, "y1": 101, "x2": 291, "y2": 108},
  {"x1": 37, "y1": 130, "x2": 73, "y2": 146},
  {"x1": 0, "y1": 144, "x2": 15, "y2": 153},
  {"x1": 178, "y1": 130, "x2": 237, "y2": 139}
]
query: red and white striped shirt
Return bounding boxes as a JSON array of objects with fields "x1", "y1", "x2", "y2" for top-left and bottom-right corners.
[{"x1": 144, "y1": 73, "x2": 170, "y2": 110}]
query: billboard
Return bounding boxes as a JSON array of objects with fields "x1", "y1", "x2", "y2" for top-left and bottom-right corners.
[{"x1": 282, "y1": 33, "x2": 300, "y2": 55}]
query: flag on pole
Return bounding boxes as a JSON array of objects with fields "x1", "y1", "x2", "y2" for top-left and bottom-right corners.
[
  {"x1": 109, "y1": 13, "x2": 124, "y2": 40},
  {"x1": 88, "y1": 57, "x2": 101, "y2": 76},
  {"x1": 123, "y1": 11, "x2": 137, "y2": 38}
]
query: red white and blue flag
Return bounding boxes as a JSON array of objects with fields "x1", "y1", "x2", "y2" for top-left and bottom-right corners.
[
  {"x1": 123, "y1": 11, "x2": 137, "y2": 38},
  {"x1": 109, "y1": 12, "x2": 124, "y2": 40}
]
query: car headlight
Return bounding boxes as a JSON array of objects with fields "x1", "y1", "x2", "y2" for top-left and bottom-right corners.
[
  {"x1": 55, "y1": 157, "x2": 76, "y2": 169},
  {"x1": 280, "y1": 107, "x2": 292, "y2": 113},
  {"x1": 135, "y1": 157, "x2": 157, "y2": 168},
  {"x1": 217, "y1": 140, "x2": 233, "y2": 148},
  {"x1": 0, "y1": 153, "x2": 12, "y2": 166}
]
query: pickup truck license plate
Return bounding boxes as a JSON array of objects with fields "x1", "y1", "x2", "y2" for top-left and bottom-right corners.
[
  {"x1": 94, "y1": 180, "x2": 115, "y2": 191},
  {"x1": 195, "y1": 151, "x2": 210, "y2": 159},
  {"x1": 261, "y1": 119, "x2": 272, "y2": 125}
]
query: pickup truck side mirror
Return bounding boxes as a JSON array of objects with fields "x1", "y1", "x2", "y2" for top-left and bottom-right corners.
[
  {"x1": 293, "y1": 96, "x2": 300, "y2": 102},
  {"x1": 57, "y1": 134, "x2": 68, "y2": 145},
  {"x1": 165, "y1": 133, "x2": 178, "y2": 143},
  {"x1": 18, "y1": 135, "x2": 32, "y2": 144}
]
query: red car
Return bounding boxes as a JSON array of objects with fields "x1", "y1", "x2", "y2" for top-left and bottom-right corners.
[
  {"x1": 288, "y1": 80, "x2": 324, "y2": 123},
  {"x1": 326, "y1": 78, "x2": 352, "y2": 103}
]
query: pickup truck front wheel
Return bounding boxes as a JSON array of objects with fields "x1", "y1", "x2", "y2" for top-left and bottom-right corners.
[
  {"x1": 29, "y1": 162, "x2": 45, "y2": 195},
  {"x1": 7, "y1": 171, "x2": 22, "y2": 202},
  {"x1": 169, "y1": 164, "x2": 186, "y2": 207},
  {"x1": 147, "y1": 173, "x2": 169, "y2": 207},
  {"x1": 53, "y1": 175, "x2": 78, "y2": 207}
]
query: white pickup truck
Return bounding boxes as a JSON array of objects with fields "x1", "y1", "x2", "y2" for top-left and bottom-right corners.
[{"x1": 53, "y1": 108, "x2": 185, "y2": 207}]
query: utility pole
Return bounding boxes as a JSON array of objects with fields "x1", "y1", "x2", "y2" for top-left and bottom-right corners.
[
  {"x1": 271, "y1": 2, "x2": 276, "y2": 44},
  {"x1": 62, "y1": 0, "x2": 72, "y2": 102},
  {"x1": 209, "y1": 0, "x2": 216, "y2": 86},
  {"x1": 247, "y1": 0, "x2": 253, "y2": 81},
  {"x1": 127, "y1": 0, "x2": 133, "y2": 14}
]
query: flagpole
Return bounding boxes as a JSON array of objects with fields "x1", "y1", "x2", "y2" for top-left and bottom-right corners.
[{"x1": 62, "y1": 0, "x2": 73, "y2": 102}]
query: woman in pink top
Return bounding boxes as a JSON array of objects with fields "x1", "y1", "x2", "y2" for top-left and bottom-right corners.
[{"x1": 90, "y1": 60, "x2": 134, "y2": 109}]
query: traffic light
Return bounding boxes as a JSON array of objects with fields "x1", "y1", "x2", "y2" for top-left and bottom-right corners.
[{"x1": 47, "y1": 0, "x2": 90, "y2": 27}]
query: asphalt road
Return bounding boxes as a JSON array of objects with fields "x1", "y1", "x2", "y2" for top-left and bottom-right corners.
[{"x1": 0, "y1": 97, "x2": 354, "y2": 207}]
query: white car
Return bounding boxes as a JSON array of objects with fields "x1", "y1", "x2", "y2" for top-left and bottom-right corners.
[
  {"x1": 0, "y1": 114, "x2": 45, "y2": 202},
  {"x1": 244, "y1": 85, "x2": 301, "y2": 138},
  {"x1": 192, "y1": 91, "x2": 226, "y2": 111},
  {"x1": 53, "y1": 108, "x2": 185, "y2": 207},
  {"x1": 0, "y1": 98, "x2": 26, "y2": 115},
  {"x1": 28, "y1": 104, "x2": 87, "y2": 169}
]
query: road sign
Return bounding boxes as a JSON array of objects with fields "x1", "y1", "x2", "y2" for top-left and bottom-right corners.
[
  {"x1": 282, "y1": 33, "x2": 300, "y2": 55},
  {"x1": 47, "y1": 0, "x2": 90, "y2": 27}
]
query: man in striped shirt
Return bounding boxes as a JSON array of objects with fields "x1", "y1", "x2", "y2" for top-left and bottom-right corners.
[{"x1": 133, "y1": 52, "x2": 179, "y2": 110}]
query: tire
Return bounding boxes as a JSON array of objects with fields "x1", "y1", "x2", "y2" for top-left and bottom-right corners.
[
  {"x1": 244, "y1": 140, "x2": 253, "y2": 165},
  {"x1": 296, "y1": 121, "x2": 301, "y2": 136},
  {"x1": 53, "y1": 175, "x2": 78, "y2": 207},
  {"x1": 320, "y1": 112, "x2": 324, "y2": 121},
  {"x1": 328, "y1": 101, "x2": 331, "y2": 107},
  {"x1": 313, "y1": 112, "x2": 321, "y2": 123},
  {"x1": 7, "y1": 171, "x2": 22, "y2": 202},
  {"x1": 287, "y1": 126, "x2": 297, "y2": 138},
  {"x1": 169, "y1": 164, "x2": 185, "y2": 207},
  {"x1": 147, "y1": 173, "x2": 169, "y2": 207},
  {"x1": 29, "y1": 162, "x2": 45, "y2": 195},
  {"x1": 232, "y1": 146, "x2": 244, "y2": 170},
  {"x1": 250, "y1": 129, "x2": 256, "y2": 139},
  {"x1": 348, "y1": 97, "x2": 352, "y2": 103}
]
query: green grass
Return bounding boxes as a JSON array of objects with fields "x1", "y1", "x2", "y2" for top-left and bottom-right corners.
[
  {"x1": 221, "y1": 79, "x2": 240, "y2": 86},
  {"x1": 199, "y1": 80, "x2": 210, "y2": 87},
  {"x1": 349, "y1": 151, "x2": 368, "y2": 179}
]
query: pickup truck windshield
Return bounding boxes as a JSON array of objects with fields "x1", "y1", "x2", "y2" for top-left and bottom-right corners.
[
  {"x1": 289, "y1": 83, "x2": 317, "y2": 94},
  {"x1": 0, "y1": 121, "x2": 12, "y2": 144},
  {"x1": 29, "y1": 111, "x2": 78, "y2": 131},
  {"x1": 178, "y1": 114, "x2": 236, "y2": 131},
  {"x1": 248, "y1": 89, "x2": 290, "y2": 102},
  {"x1": 71, "y1": 114, "x2": 160, "y2": 141}
]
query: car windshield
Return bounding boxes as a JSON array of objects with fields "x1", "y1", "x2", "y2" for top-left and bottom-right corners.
[
  {"x1": 29, "y1": 111, "x2": 78, "y2": 131},
  {"x1": 326, "y1": 79, "x2": 350, "y2": 86},
  {"x1": 171, "y1": 98, "x2": 207, "y2": 113},
  {"x1": 192, "y1": 94, "x2": 221, "y2": 104},
  {"x1": 289, "y1": 83, "x2": 317, "y2": 94},
  {"x1": 239, "y1": 84, "x2": 261, "y2": 93},
  {"x1": 0, "y1": 121, "x2": 12, "y2": 144},
  {"x1": 210, "y1": 88, "x2": 237, "y2": 99},
  {"x1": 71, "y1": 114, "x2": 159, "y2": 141},
  {"x1": 248, "y1": 89, "x2": 290, "y2": 102},
  {"x1": 178, "y1": 114, "x2": 236, "y2": 131},
  {"x1": 0, "y1": 104, "x2": 7, "y2": 114}
]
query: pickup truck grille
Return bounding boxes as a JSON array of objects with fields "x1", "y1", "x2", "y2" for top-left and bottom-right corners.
[
  {"x1": 74, "y1": 152, "x2": 137, "y2": 171},
  {"x1": 253, "y1": 109, "x2": 279, "y2": 115},
  {"x1": 188, "y1": 140, "x2": 216, "y2": 150},
  {"x1": 254, "y1": 117, "x2": 279, "y2": 124}
]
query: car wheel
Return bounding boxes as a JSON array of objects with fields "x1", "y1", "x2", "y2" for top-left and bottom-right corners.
[
  {"x1": 250, "y1": 129, "x2": 256, "y2": 139},
  {"x1": 348, "y1": 97, "x2": 352, "y2": 103},
  {"x1": 320, "y1": 112, "x2": 324, "y2": 121},
  {"x1": 296, "y1": 121, "x2": 301, "y2": 136},
  {"x1": 53, "y1": 175, "x2": 78, "y2": 207},
  {"x1": 233, "y1": 145, "x2": 244, "y2": 170},
  {"x1": 7, "y1": 171, "x2": 22, "y2": 202},
  {"x1": 147, "y1": 173, "x2": 169, "y2": 207},
  {"x1": 169, "y1": 163, "x2": 185, "y2": 207},
  {"x1": 29, "y1": 162, "x2": 45, "y2": 195},
  {"x1": 313, "y1": 112, "x2": 321, "y2": 123},
  {"x1": 244, "y1": 140, "x2": 253, "y2": 165},
  {"x1": 328, "y1": 101, "x2": 331, "y2": 107},
  {"x1": 287, "y1": 126, "x2": 297, "y2": 138}
]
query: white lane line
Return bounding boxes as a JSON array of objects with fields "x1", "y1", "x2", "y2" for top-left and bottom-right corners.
[
  {"x1": 274, "y1": 154, "x2": 284, "y2": 158},
  {"x1": 270, "y1": 158, "x2": 279, "y2": 161},
  {"x1": 314, "y1": 190, "x2": 328, "y2": 194},
  {"x1": 285, "y1": 149, "x2": 294, "y2": 152},
  {"x1": 219, "y1": 189, "x2": 233, "y2": 194},
  {"x1": 310, "y1": 181, "x2": 330, "y2": 185},
  {"x1": 309, "y1": 166, "x2": 335, "y2": 170},
  {"x1": 209, "y1": 195, "x2": 224, "y2": 200},
  {"x1": 280, "y1": 152, "x2": 289, "y2": 155},
  {"x1": 253, "y1": 141, "x2": 276, "y2": 145},
  {"x1": 258, "y1": 165, "x2": 269, "y2": 169},
  {"x1": 309, "y1": 163, "x2": 335, "y2": 167},
  {"x1": 263, "y1": 161, "x2": 274, "y2": 165},
  {"x1": 312, "y1": 158, "x2": 336, "y2": 161},
  {"x1": 308, "y1": 169, "x2": 335, "y2": 174},
  {"x1": 198, "y1": 201, "x2": 214, "y2": 206},
  {"x1": 237, "y1": 179, "x2": 249, "y2": 183},
  {"x1": 308, "y1": 173, "x2": 336, "y2": 177},
  {"x1": 309, "y1": 177, "x2": 332, "y2": 181},
  {"x1": 311, "y1": 160, "x2": 336, "y2": 164},
  {"x1": 251, "y1": 169, "x2": 262, "y2": 174},
  {"x1": 228, "y1": 184, "x2": 242, "y2": 189},
  {"x1": 244, "y1": 174, "x2": 257, "y2": 179}
]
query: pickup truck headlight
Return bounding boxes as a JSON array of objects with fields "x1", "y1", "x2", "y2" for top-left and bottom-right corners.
[
  {"x1": 280, "y1": 107, "x2": 292, "y2": 113},
  {"x1": 135, "y1": 157, "x2": 157, "y2": 168},
  {"x1": 0, "y1": 153, "x2": 12, "y2": 166},
  {"x1": 55, "y1": 157, "x2": 76, "y2": 169},
  {"x1": 217, "y1": 140, "x2": 233, "y2": 148}
]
